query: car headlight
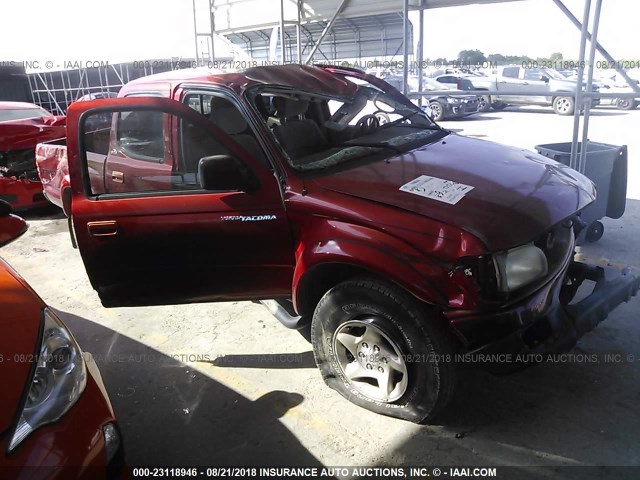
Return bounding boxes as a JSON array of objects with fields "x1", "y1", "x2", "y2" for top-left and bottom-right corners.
[
  {"x1": 446, "y1": 97, "x2": 462, "y2": 104},
  {"x1": 8, "y1": 308, "x2": 87, "y2": 452},
  {"x1": 494, "y1": 243, "x2": 548, "y2": 292}
]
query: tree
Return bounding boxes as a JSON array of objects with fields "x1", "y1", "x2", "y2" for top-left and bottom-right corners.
[
  {"x1": 550, "y1": 52, "x2": 563, "y2": 61},
  {"x1": 487, "y1": 53, "x2": 506, "y2": 64},
  {"x1": 458, "y1": 49, "x2": 486, "y2": 65}
]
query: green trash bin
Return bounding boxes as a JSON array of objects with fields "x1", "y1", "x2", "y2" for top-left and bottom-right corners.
[{"x1": 535, "y1": 141, "x2": 628, "y2": 242}]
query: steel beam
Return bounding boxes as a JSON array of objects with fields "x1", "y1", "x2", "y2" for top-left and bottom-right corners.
[
  {"x1": 297, "y1": 0, "x2": 302, "y2": 63},
  {"x1": 552, "y1": 0, "x2": 640, "y2": 93},
  {"x1": 280, "y1": 0, "x2": 286, "y2": 62},
  {"x1": 192, "y1": 0, "x2": 199, "y2": 62},
  {"x1": 402, "y1": 0, "x2": 410, "y2": 95},
  {"x1": 304, "y1": 0, "x2": 350, "y2": 64},
  {"x1": 569, "y1": 0, "x2": 591, "y2": 171},
  {"x1": 417, "y1": 6, "x2": 424, "y2": 106},
  {"x1": 579, "y1": 0, "x2": 603, "y2": 174},
  {"x1": 209, "y1": 0, "x2": 216, "y2": 60}
]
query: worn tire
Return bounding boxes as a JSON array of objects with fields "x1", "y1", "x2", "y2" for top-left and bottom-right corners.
[
  {"x1": 491, "y1": 102, "x2": 508, "y2": 111},
  {"x1": 310, "y1": 278, "x2": 458, "y2": 423},
  {"x1": 553, "y1": 96, "x2": 575, "y2": 115}
]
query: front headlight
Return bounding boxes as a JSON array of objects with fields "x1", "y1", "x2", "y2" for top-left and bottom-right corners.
[
  {"x1": 8, "y1": 308, "x2": 87, "y2": 452},
  {"x1": 494, "y1": 243, "x2": 548, "y2": 292},
  {"x1": 446, "y1": 97, "x2": 462, "y2": 104}
]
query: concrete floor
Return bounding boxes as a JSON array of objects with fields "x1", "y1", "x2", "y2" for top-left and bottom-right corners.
[{"x1": 2, "y1": 105, "x2": 640, "y2": 477}]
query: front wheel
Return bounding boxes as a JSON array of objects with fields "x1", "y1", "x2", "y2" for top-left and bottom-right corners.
[
  {"x1": 311, "y1": 278, "x2": 458, "y2": 423},
  {"x1": 553, "y1": 96, "x2": 575, "y2": 115},
  {"x1": 477, "y1": 94, "x2": 492, "y2": 112},
  {"x1": 429, "y1": 101, "x2": 445, "y2": 122}
]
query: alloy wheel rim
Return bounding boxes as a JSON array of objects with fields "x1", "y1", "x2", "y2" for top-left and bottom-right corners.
[
  {"x1": 557, "y1": 98, "x2": 571, "y2": 113},
  {"x1": 332, "y1": 319, "x2": 408, "y2": 403}
]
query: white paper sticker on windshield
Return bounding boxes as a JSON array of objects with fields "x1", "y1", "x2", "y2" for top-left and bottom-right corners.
[{"x1": 399, "y1": 175, "x2": 474, "y2": 205}]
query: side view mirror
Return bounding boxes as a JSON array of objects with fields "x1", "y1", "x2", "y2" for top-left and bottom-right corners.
[
  {"x1": 540, "y1": 75, "x2": 550, "y2": 83},
  {"x1": 198, "y1": 155, "x2": 259, "y2": 193},
  {"x1": 0, "y1": 200, "x2": 28, "y2": 248},
  {"x1": 0, "y1": 199, "x2": 12, "y2": 217}
]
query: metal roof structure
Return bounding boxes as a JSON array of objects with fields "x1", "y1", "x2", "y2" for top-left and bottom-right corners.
[
  {"x1": 212, "y1": 0, "x2": 523, "y2": 35},
  {"x1": 224, "y1": 12, "x2": 409, "y2": 64},
  {"x1": 199, "y1": 0, "x2": 525, "y2": 64}
]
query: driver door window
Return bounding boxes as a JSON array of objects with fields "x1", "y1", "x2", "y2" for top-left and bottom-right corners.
[{"x1": 83, "y1": 109, "x2": 247, "y2": 196}]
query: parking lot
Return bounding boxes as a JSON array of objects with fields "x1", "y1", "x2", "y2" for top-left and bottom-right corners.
[{"x1": 2, "y1": 105, "x2": 639, "y2": 475}]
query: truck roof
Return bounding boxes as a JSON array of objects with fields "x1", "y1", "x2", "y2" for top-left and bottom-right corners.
[{"x1": 122, "y1": 64, "x2": 357, "y2": 97}]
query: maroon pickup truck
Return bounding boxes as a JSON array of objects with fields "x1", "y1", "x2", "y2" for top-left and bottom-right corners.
[{"x1": 36, "y1": 65, "x2": 639, "y2": 422}]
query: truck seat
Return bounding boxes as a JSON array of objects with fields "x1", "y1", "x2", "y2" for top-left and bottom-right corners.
[
  {"x1": 209, "y1": 98, "x2": 268, "y2": 167},
  {"x1": 272, "y1": 98, "x2": 327, "y2": 160}
]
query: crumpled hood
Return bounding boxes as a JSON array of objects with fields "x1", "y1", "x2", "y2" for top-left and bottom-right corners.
[
  {"x1": 0, "y1": 259, "x2": 44, "y2": 435},
  {"x1": 311, "y1": 134, "x2": 595, "y2": 251}
]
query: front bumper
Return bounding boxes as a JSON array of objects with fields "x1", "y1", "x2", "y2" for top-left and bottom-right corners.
[
  {"x1": 448, "y1": 260, "x2": 640, "y2": 366},
  {"x1": 1, "y1": 354, "x2": 127, "y2": 479},
  {"x1": 447, "y1": 101, "x2": 479, "y2": 118},
  {"x1": 0, "y1": 176, "x2": 48, "y2": 209}
]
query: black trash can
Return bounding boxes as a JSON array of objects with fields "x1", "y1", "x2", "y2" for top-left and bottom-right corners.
[{"x1": 535, "y1": 141, "x2": 628, "y2": 242}]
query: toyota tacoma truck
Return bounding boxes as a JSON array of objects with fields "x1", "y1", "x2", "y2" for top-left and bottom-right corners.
[
  {"x1": 472, "y1": 65, "x2": 600, "y2": 115},
  {"x1": 35, "y1": 65, "x2": 639, "y2": 423}
]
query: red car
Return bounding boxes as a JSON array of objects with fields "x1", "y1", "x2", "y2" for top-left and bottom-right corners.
[
  {"x1": 0, "y1": 102, "x2": 66, "y2": 209},
  {"x1": 0, "y1": 200, "x2": 126, "y2": 479},
  {"x1": 37, "y1": 65, "x2": 640, "y2": 422}
]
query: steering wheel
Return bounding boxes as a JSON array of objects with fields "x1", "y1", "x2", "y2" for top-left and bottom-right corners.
[
  {"x1": 372, "y1": 110, "x2": 391, "y2": 125},
  {"x1": 355, "y1": 114, "x2": 380, "y2": 135}
]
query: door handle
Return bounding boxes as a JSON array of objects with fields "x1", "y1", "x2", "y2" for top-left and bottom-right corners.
[
  {"x1": 112, "y1": 171, "x2": 124, "y2": 183},
  {"x1": 87, "y1": 220, "x2": 118, "y2": 237}
]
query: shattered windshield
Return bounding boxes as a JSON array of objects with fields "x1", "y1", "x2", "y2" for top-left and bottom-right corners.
[{"x1": 250, "y1": 76, "x2": 444, "y2": 171}]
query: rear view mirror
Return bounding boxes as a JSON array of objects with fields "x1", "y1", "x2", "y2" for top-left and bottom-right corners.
[
  {"x1": 198, "y1": 155, "x2": 258, "y2": 192},
  {"x1": 540, "y1": 75, "x2": 550, "y2": 82}
]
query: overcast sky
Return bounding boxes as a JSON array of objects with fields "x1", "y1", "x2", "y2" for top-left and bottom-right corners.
[{"x1": 0, "y1": 0, "x2": 637, "y2": 67}]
